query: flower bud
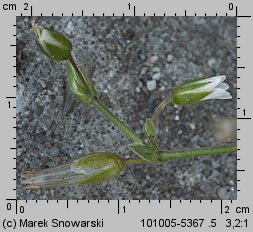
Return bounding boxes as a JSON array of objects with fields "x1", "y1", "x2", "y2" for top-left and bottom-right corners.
[
  {"x1": 172, "y1": 75, "x2": 232, "y2": 105},
  {"x1": 66, "y1": 60, "x2": 91, "y2": 103},
  {"x1": 32, "y1": 23, "x2": 72, "y2": 61},
  {"x1": 22, "y1": 153, "x2": 124, "y2": 189}
]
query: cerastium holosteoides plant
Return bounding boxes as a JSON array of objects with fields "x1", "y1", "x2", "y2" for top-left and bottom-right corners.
[{"x1": 22, "y1": 24, "x2": 236, "y2": 189}]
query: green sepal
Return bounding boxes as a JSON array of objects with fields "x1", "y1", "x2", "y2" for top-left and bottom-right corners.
[
  {"x1": 172, "y1": 91, "x2": 210, "y2": 105},
  {"x1": 172, "y1": 78, "x2": 210, "y2": 105},
  {"x1": 73, "y1": 153, "x2": 124, "y2": 185},
  {"x1": 66, "y1": 60, "x2": 91, "y2": 103},
  {"x1": 144, "y1": 118, "x2": 155, "y2": 137},
  {"x1": 83, "y1": 71, "x2": 97, "y2": 97},
  {"x1": 128, "y1": 143, "x2": 159, "y2": 162}
]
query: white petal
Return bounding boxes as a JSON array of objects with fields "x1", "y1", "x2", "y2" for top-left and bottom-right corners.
[
  {"x1": 217, "y1": 82, "x2": 229, "y2": 90},
  {"x1": 197, "y1": 75, "x2": 226, "y2": 85},
  {"x1": 202, "y1": 88, "x2": 232, "y2": 100},
  {"x1": 209, "y1": 75, "x2": 226, "y2": 82},
  {"x1": 41, "y1": 30, "x2": 68, "y2": 49},
  {"x1": 198, "y1": 77, "x2": 222, "y2": 92},
  {"x1": 207, "y1": 75, "x2": 226, "y2": 84}
]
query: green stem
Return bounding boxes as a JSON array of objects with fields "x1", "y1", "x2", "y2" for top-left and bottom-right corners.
[
  {"x1": 160, "y1": 144, "x2": 236, "y2": 161},
  {"x1": 91, "y1": 98, "x2": 144, "y2": 144},
  {"x1": 68, "y1": 55, "x2": 142, "y2": 144},
  {"x1": 125, "y1": 144, "x2": 236, "y2": 164},
  {"x1": 152, "y1": 99, "x2": 171, "y2": 124}
]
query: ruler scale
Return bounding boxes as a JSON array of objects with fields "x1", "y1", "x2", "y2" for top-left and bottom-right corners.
[{"x1": 1, "y1": 0, "x2": 252, "y2": 231}]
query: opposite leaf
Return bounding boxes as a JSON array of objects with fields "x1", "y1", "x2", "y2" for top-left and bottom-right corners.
[
  {"x1": 144, "y1": 118, "x2": 155, "y2": 137},
  {"x1": 66, "y1": 60, "x2": 91, "y2": 103},
  {"x1": 129, "y1": 143, "x2": 159, "y2": 162}
]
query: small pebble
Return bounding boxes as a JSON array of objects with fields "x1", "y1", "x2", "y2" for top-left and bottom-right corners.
[
  {"x1": 140, "y1": 55, "x2": 146, "y2": 60},
  {"x1": 218, "y1": 186, "x2": 232, "y2": 200},
  {"x1": 152, "y1": 66, "x2": 161, "y2": 73},
  {"x1": 136, "y1": 86, "x2": 141, "y2": 93},
  {"x1": 108, "y1": 70, "x2": 115, "y2": 78},
  {"x1": 106, "y1": 42, "x2": 117, "y2": 52},
  {"x1": 167, "y1": 54, "x2": 174, "y2": 62},
  {"x1": 66, "y1": 21, "x2": 74, "y2": 33},
  {"x1": 189, "y1": 123, "x2": 196, "y2": 130},
  {"x1": 175, "y1": 115, "x2": 180, "y2": 121},
  {"x1": 39, "y1": 80, "x2": 47, "y2": 88},
  {"x1": 147, "y1": 80, "x2": 157, "y2": 91},
  {"x1": 208, "y1": 58, "x2": 216, "y2": 67},
  {"x1": 159, "y1": 86, "x2": 166, "y2": 91},
  {"x1": 141, "y1": 67, "x2": 147, "y2": 75},
  {"x1": 193, "y1": 17, "x2": 206, "y2": 25},
  {"x1": 17, "y1": 148, "x2": 23, "y2": 157},
  {"x1": 152, "y1": 72, "x2": 162, "y2": 80},
  {"x1": 44, "y1": 142, "x2": 52, "y2": 148},
  {"x1": 149, "y1": 55, "x2": 158, "y2": 64}
]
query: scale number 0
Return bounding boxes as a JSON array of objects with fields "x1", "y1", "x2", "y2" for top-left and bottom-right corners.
[
  {"x1": 7, "y1": 202, "x2": 25, "y2": 214},
  {"x1": 229, "y1": 3, "x2": 234, "y2": 10}
]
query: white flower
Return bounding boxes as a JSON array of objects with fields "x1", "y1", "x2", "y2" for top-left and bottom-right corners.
[
  {"x1": 172, "y1": 75, "x2": 232, "y2": 105},
  {"x1": 194, "y1": 75, "x2": 232, "y2": 100}
]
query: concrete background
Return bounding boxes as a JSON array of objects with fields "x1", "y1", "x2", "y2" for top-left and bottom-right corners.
[{"x1": 16, "y1": 16, "x2": 236, "y2": 200}]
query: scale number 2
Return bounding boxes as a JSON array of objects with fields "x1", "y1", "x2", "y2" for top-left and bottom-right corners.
[{"x1": 24, "y1": 3, "x2": 29, "y2": 10}]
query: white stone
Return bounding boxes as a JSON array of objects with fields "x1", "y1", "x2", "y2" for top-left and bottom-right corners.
[
  {"x1": 140, "y1": 67, "x2": 147, "y2": 75},
  {"x1": 152, "y1": 66, "x2": 161, "y2": 73},
  {"x1": 167, "y1": 54, "x2": 174, "y2": 62},
  {"x1": 66, "y1": 21, "x2": 74, "y2": 33},
  {"x1": 136, "y1": 86, "x2": 141, "y2": 93},
  {"x1": 147, "y1": 80, "x2": 157, "y2": 91},
  {"x1": 108, "y1": 70, "x2": 115, "y2": 78},
  {"x1": 149, "y1": 55, "x2": 158, "y2": 63},
  {"x1": 175, "y1": 115, "x2": 180, "y2": 121},
  {"x1": 152, "y1": 72, "x2": 161, "y2": 80},
  {"x1": 17, "y1": 148, "x2": 23, "y2": 157},
  {"x1": 208, "y1": 58, "x2": 216, "y2": 67},
  {"x1": 189, "y1": 123, "x2": 196, "y2": 130}
]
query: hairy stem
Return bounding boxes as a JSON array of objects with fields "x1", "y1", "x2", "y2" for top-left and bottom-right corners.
[
  {"x1": 91, "y1": 98, "x2": 144, "y2": 144},
  {"x1": 125, "y1": 144, "x2": 236, "y2": 164}
]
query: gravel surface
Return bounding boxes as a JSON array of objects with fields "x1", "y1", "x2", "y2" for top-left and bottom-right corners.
[{"x1": 16, "y1": 16, "x2": 237, "y2": 200}]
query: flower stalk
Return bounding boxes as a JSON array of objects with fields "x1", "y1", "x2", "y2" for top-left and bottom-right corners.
[{"x1": 152, "y1": 99, "x2": 171, "y2": 124}]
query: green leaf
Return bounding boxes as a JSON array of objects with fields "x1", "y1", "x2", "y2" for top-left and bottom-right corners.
[
  {"x1": 144, "y1": 118, "x2": 155, "y2": 137},
  {"x1": 128, "y1": 143, "x2": 159, "y2": 162},
  {"x1": 66, "y1": 61, "x2": 91, "y2": 103}
]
